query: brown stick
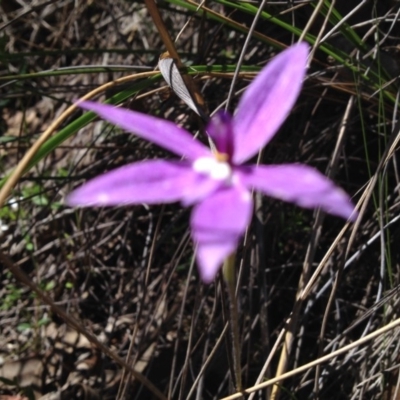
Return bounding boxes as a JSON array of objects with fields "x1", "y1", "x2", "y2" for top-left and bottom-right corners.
[{"x1": 144, "y1": 0, "x2": 207, "y2": 113}]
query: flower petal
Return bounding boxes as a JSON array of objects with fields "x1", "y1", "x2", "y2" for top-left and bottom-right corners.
[
  {"x1": 206, "y1": 111, "x2": 235, "y2": 158},
  {"x1": 233, "y1": 43, "x2": 309, "y2": 164},
  {"x1": 191, "y1": 186, "x2": 253, "y2": 283},
  {"x1": 78, "y1": 101, "x2": 211, "y2": 160},
  {"x1": 67, "y1": 160, "x2": 221, "y2": 206},
  {"x1": 240, "y1": 164, "x2": 357, "y2": 220}
]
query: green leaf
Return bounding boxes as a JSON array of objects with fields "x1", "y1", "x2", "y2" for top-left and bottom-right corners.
[{"x1": 17, "y1": 322, "x2": 32, "y2": 332}]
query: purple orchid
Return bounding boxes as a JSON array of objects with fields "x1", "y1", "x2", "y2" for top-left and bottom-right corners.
[{"x1": 67, "y1": 43, "x2": 357, "y2": 283}]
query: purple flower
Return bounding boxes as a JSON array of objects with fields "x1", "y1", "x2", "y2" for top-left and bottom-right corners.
[{"x1": 67, "y1": 43, "x2": 357, "y2": 283}]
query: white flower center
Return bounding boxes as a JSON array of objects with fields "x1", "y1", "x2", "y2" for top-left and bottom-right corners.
[{"x1": 193, "y1": 157, "x2": 232, "y2": 181}]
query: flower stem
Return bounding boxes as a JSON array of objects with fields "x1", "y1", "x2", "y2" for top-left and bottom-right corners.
[{"x1": 223, "y1": 252, "x2": 242, "y2": 392}]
